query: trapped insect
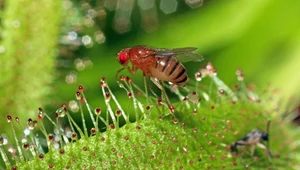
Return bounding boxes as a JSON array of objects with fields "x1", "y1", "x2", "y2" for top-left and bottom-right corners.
[
  {"x1": 230, "y1": 121, "x2": 273, "y2": 167},
  {"x1": 116, "y1": 45, "x2": 203, "y2": 87}
]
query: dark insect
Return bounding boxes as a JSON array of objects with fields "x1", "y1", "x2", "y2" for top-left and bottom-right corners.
[{"x1": 230, "y1": 121, "x2": 273, "y2": 167}]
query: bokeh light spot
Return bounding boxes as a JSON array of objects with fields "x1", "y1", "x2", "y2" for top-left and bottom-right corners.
[
  {"x1": 12, "y1": 20, "x2": 20, "y2": 28},
  {"x1": 0, "y1": 46, "x2": 5, "y2": 54},
  {"x1": 97, "y1": 9, "x2": 107, "y2": 19},
  {"x1": 185, "y1": 0, "x2": 204, "y2": 8},
  {"x1": 65, "y1": 71, "x2": 77, "y2": 84},
  {"x1": 94, "y1": 31, "x2": 106, "y2": 44},
  {"x1": 104, "y1": 0, "x2": 117, "y2": 11},
  {"x1": 160, "y1": 0, "x2": 178, "y2": 14},
  {"x1": 69, "y1": 100, "x2": 79, "y2": 112},
  {"x1": 68, "y1": 31, "x2": 77, "y2": 41},
  {"x1": 74, "y1": 59, "x2": 85, "y2": 71},
  {"x1": 82, "y1": 35, "x2": 93, "y2": 47},
  {"x1": 84, "y1": 17, "x2": 95, "y2": 27},
  {"x1": 113, "y1": 18, "x2": 131, "y2": 34},
  {"x1": 138, "y1": 0, "x2": 155, "y2": 10},
  {"x1": 83, "y1": 59, "x2": 93, "y2": 69},
  {"x1": 87, "y1": 9, "x2": 97, "y2": 18}
]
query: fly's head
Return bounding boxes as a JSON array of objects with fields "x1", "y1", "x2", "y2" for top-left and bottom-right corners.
[{"x1": 117, "y1": 48, "x2": 131, "y2": 66}]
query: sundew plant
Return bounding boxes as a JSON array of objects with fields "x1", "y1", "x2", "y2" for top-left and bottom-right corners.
[{"x1": 1, "y1": 61, "x2": 299, "y2": 169}]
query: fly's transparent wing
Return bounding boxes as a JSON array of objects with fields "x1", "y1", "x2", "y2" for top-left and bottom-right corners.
[{"x1": 154, "y1": 47, "x2": 204, "y2": 62}]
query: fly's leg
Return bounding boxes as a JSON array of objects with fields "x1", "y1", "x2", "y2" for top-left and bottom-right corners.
[
  {"x1": 115, "y1": 66, "x2": 138, "y2": 87},
  {"x1": 150, "y1": 77, "x2": 171, "y2": 105},
  {"x1": 250, "y1": 144, "x2": 255, "y2": 156},
  {"x1": 115, "y1": 67, "x2": 125, "y2": 80},
  {"x1": 127, "y1": 65, "x2": 138, "y2": 74},
  {"x1": 238, "y1": 155, "x2": 248, "y2": 169},
  {"x1": 257, "y1": 142, "x2": 274, "y2": 166},
  {"x1": 115, "y1": 67, "x2": 125, "y2": 87},
  {"x1": 230, "y1": 143, "x2": 250, "y2": 168},
  {"x1": 147, "y1": 78, "x2": 159, "y2": 98},
  {"x1": 144, "y1": 77, "x2": 150, "y2": 105},
  {"x1": 150, "y1": 77, "x2": 173, "y2": 115}
]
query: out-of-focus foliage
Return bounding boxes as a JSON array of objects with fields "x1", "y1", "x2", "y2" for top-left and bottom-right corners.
[{"x1": 0, "y1": 0, "x2": 61, "y2": 120}]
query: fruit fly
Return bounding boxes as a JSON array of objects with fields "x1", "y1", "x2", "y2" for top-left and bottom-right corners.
[
  {"x1": 230, "y1": 120, "x2": 273, "y2": 167},
  {"x1": 116, "y1": 45, "x2": 203, "y2": 87}
]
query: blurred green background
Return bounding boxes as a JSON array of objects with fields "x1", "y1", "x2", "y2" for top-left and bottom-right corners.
[{"x1": 0, "y1": 0, "x2": 299, "y2": 150}]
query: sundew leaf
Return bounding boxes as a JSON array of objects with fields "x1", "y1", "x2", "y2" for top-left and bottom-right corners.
[{"x1": 2, "y1": 62, "x2": 298, "y2": 169}]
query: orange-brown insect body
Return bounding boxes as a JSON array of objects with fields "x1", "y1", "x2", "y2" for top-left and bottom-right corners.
[
  {"x1": 128, "y1": 46, "x2": 156, "y2": 76},
  {"x1": 118, "y1": 46, "x2": 189, "y2": 87}
]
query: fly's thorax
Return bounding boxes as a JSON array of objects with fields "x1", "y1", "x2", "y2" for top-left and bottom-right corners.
[
  {"x1": 129, "y1": 52, "x2": 156, "y2": 75},
  {"x1": 129, "y1": 46, "x2": 153, "y2": 60}
]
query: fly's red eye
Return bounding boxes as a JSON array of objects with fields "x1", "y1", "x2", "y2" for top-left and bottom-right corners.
[{"x1": 118, "y1": 52, "x2": 129, "y2": 65}]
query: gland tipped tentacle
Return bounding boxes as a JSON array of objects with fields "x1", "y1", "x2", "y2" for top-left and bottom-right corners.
[
  {"x1": 77, "y1": 88, "x2": 89, "y2": 136},
  {"x1": 80, "y1": 90, "x2": 98, "y2": 129},
  {"x1": 100, "y1": 82, "x2": 117, "y2": 128},
  {"x1": 105, "y1": 80, "x2": 129, "y2": 123},
  {"x1": 0, "y1": 58, "x2": 291, "y2": 169},
  {"x1": 7, "y1": 115, "x2": 25, "y2": 162}
]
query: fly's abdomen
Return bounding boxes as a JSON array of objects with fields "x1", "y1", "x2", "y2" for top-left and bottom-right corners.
[{"x1": 155, "y1": 56, "x2": 189, "y2": 86}]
